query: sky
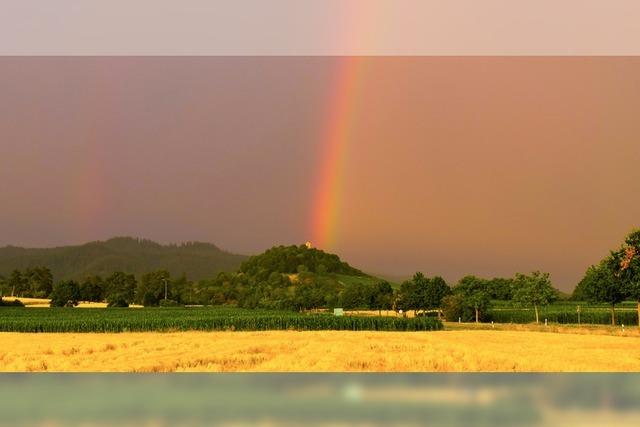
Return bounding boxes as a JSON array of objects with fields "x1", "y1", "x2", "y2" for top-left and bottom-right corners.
[{"x1": 1, "y1": 57, "x2": 639, "y2": 290}]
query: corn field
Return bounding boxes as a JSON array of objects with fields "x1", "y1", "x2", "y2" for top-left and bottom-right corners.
[{"x1": 0, "y1": 307, "x2": 443, "y2": 333}]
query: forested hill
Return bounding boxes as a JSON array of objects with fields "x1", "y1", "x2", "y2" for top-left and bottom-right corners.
[
  {"x1": 0, "y1": 237, "x2": 246, "y2": 281},
  {"x1": 239, "y1": 244, "x2": 366, "y2": 277}
]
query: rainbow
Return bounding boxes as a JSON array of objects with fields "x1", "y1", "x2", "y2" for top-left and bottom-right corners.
[
  {"x1": 310, "y1": 57, "x2": 364, "y2": 249},
  {"x1": 70, "y1": 141, "x2": 108, "y2": 242}
]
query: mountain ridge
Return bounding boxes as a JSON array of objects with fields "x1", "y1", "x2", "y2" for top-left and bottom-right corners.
[{"x1": 0, "y1": 237, "x2": 247, "y2": 281}]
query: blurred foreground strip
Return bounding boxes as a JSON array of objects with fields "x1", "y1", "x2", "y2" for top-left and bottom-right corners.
[{"x1": 1, "y1": 374, "x2": 640, "y2": 427}]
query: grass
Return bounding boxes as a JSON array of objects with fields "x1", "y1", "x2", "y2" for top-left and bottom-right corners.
[{"x1": 2, "y1": 326, "x2": 640, "y2": 372}]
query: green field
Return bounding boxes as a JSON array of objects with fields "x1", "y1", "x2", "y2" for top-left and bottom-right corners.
[
  {"x1": 0, "y1": 307, "x2": 442, "y2": 333},
  {"x1": 489, "y1": 301, "x2": 639, "y2": 325}
]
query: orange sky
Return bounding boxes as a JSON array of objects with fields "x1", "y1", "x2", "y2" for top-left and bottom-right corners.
[{"x1": 0, "y1": 57, "x2": 639, "y2": 289}]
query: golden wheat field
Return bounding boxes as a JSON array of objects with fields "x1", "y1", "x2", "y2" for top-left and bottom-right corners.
[{"x1": 1, "y1": 328, "x2": 640, "y2": 372}]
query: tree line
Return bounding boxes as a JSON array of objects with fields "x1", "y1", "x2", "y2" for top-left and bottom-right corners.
[
  {"x1": 0, "y1": 266, "x2": 558, "y2": 323},
  {"x1": 571, "y1": 229, "x2": 640, "y2": 326},
  {"x1": 0, "y1": 267, "x2": 53, "y2": 298},
  {"x1": 394, "y1": 271, "x2": 557, "y2": 323},
  {"x1": 11, "y1": 237, "x2": 640, "y2": 326},
  {"x1": 0, "y1": 244, "x2": 559, "y2": 318}
]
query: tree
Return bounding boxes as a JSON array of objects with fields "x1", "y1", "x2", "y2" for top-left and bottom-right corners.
[
  {"x1": 79, "y1": 275, "x2": 104, "y2": 302},
  {"x1": 3, "y1": 267, "x2": 54, "y2": 298},
  {"x1": 136, "y1": 270, "x2": 172, "y2": 306},
  {"x1": 412, "y1": 272, "x2": 429, "y2": 311},
  {"x1": 578, "y1": 229, "x2": 640, "y2": 327},
  {"x1": 294, "y1": 278, "x2": 325, "y2": 311},
  {"x1": 25, "y1": 267, "x2": 54, "y2": 297},
  {"x1": 142, "y1": 291, "x2": 159, "y2": 307},
  {"x1": 511, "y1": 271, "x2": 557, "y2": 324},
  {"x1": 170, "y1": 274, "x2": 194, "y2": 305},
  {"x1": 442, "y1": 293, "x2": 471, "y2": 322},
  {"x1": 49, "y1": 280, "x2": 80, "y2": 307},
  {"x1": 581, "y1": 257, "x2": 625, "y2": 326},
  {"x1": 395, "y1": 273, "x2": 451, "y2": 315},
  {"x1": 617, "y1": 229, "x2": 640, "y2": 326},
  {"x1": 370, "y1": 281, "x2": 394, "y2": 315},
  {"x1": 8, "y1": 270, "x2": 26, "y2": 297},
  {"x1": 339, "y1": 282, "x2": 366, "y2": 310},
  {"x1": 455, "y1": 276, "x2": 491, "y2": 323},
  {"x1": 571, "y1": 276, "x2": 589, "y2": 301},
  {"x1": 487, "y1": 277, "x2": 514, "y2": 300},
  {"x1": 424, "y1": 276, "x2": 451, "y2": 315},
  {"x1": 104, "y1": 272, "x2": 136, "y2": 306},
  {"x1": 0, "y1": 275, "x2": 8, "y2": 297},
  {"x1": 396, "y1": 279, "x2": 418, "y2": 314}
]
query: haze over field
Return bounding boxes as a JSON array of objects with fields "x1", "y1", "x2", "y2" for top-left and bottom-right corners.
[{"x1": 1, "y1": 57, "x2": 640, "y2": 290}]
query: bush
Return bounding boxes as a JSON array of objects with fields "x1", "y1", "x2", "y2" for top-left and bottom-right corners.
[
  {"x1": 442, "y1": 294, "x2": 489, "y2": 322},
  {"x1": 107, "y1": 296, "x2": 129, "y2": 308},
  {"x1": 159, "y1": 299, "x2": 183, "y2": 307},
  {"x1": 49, "y1": 280, "x2": 80, "y2": 307},
  {"x1": 0, "y1": 298, "x2": 25, "y2": 307},
  {"x1": 142, "y1": 291, "x2": 159, "y2": 307},
  {"x1": 415, "y1": 311, "x2": 439, "y2": 318},
  {"x1": 442, "y1": 294, "x2": 463, "y2": 321}
]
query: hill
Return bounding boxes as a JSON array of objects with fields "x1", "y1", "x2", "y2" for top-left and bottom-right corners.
[
  {"x1": 239, "y1": 244, "x2": 366, "y2": 277},
  {"x1": 193, "y1": 245, "x2": 391, "y2": 310},
  {"x1": 0, "y1": 237, "x2": 246, "y2": 281}
]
